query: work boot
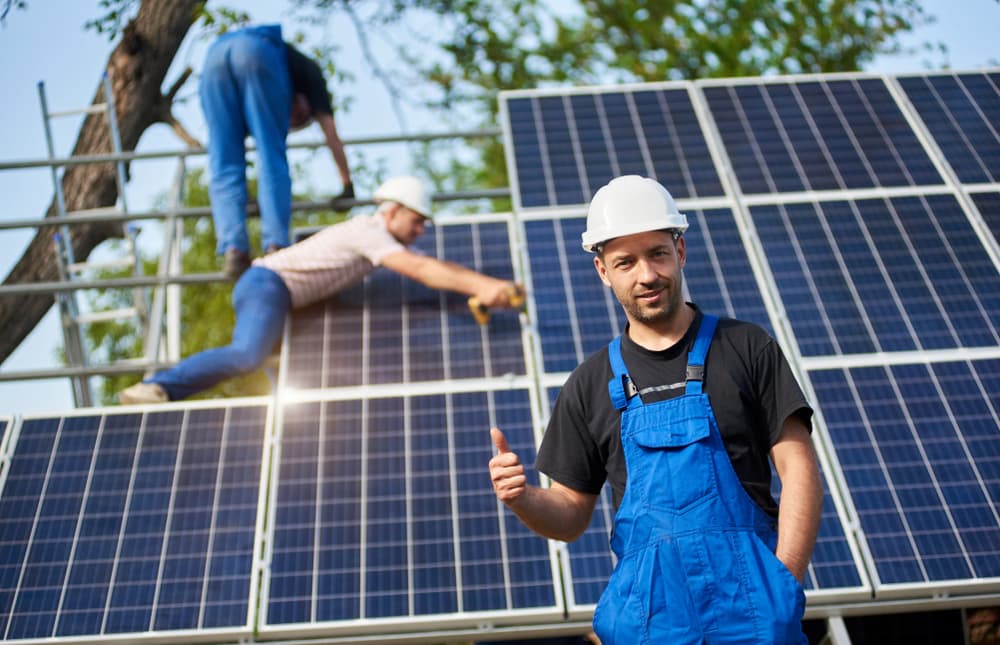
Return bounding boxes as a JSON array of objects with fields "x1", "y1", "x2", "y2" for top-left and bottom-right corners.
[
  {"x1": 117, "y1": 382, "x2": 168, "y2": 405},
  {"x1": 223, "y1": 248, "x2": 251, "y2": 280}
]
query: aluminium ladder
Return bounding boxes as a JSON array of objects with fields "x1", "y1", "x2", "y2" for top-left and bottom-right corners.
[{"x1": 38, "y1": 73, "x2": 148, "y2": 407}]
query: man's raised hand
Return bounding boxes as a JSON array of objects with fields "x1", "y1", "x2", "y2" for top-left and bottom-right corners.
[{"x1": 489, "y1": 427, "x2": 527, "y2": 504}]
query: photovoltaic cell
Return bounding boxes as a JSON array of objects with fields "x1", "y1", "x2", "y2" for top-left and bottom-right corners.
[
  {"x1": 809, "y1": 359, "x2": 1000, "y2": 592},
  {"x1": 283, "y1": 220, "x2": 524, "y2": 389},
  {"x1": 0, "y1": 404, "x2": 267, "y2": 642},
  {"x1": 899, "y1": 72, "x2": 1000, "y2": 184},
  {"x1": 263, "y1": 389, "x2": 560, "y2": 636}
]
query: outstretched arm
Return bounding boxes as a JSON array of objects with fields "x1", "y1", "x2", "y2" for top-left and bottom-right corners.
[
  {"x1": 489, "y1": 427, "x2": 597, "y2": 542},
  {"x1": 315, "y1": 112, "x2": 352, "y2": 189},
  {"x1": 381, "y1": 249, "x2": 522, "y2": 308},
  {"x1": 771, "y1": 415, "x2": 823, "y2": 582}
]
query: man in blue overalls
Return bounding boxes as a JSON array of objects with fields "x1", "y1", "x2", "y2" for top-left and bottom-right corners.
[{"x1": 489, "y1": 175, "x2": 823, "y2": 643}]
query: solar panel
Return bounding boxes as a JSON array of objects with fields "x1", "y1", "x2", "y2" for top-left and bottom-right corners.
[
  {"x1": 752, "y1": 195, "x2": 1000, "y2": 357},
  {"x1": 898, "y1": 72, "x2": 1000, "y2": 184},
  {"x1": 0, "y1": 402, "x2": 269, "y2": 642},
  {"x1": 810, "y1": 358, "x2": 1000, "y2": 595},
  {"x1": 260, "y1": 386, "x2": 562, "y2": 639},
  {"x1": 504, "y1": 87, "x2": 723, "y2": 210},
  {"x1": 282, "y1": 216, "x2": 525, "y2": 390},
  {"x1": 704, "y1": 78, "x2": 942, "y2": 193}
]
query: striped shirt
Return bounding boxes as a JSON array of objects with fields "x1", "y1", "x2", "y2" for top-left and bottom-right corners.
[{"x1": 253, "y1": 212, "x2": 406, "y2": 308}]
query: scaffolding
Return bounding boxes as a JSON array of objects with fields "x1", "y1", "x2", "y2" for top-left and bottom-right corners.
[{"x1": 0, "y1": 125, "x2": 506, "y2": 402}]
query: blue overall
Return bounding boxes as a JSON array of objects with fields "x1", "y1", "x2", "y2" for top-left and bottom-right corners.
[
  {"x1": 200, "y1": 24, "x2": 293, "y2": 254},
  {"x1": 591, "y1": 315, "x2": 807, "y2": 644}
]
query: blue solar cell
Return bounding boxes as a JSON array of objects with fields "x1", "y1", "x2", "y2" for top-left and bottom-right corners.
[
  {"x1": 0, "y1": 406, "x2": 265, "y2": 640},
  {"x1": 569, "y1": 93, "x2": 617, "y2": 200}
]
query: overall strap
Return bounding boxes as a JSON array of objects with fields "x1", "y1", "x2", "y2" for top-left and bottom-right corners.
[
  {"x1": 607, "y1": 336, "x2": 636, "y2": 411},
  {"x1": 685, "y1": 314, "x2": 719, "y2": 395}
]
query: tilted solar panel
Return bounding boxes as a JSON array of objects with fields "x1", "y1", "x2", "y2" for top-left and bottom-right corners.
[
  {"x1": 898, "y1": 71, "x2": 1000, "y2": 184},
  {"x1": 752, "y1": 195, "x2": 1000, "y2": 357},
  {"x1": 704, "y1": 78, "x2": 941, "y2": 194},
  {"x1": 283, "y1": 218, "x2": 524, "y2": 390},
  {"x1": 810, "y1": 358, "x2": 1000, "y2": 595},
  {"x1": 504, "y1": 87, "x2": 723, "y2": 210},
  {"x1": 261, "y1": 387, "x2": 562, "y2": 639},
  {"x1": 0, "y1": 403, "x2": 268, "y2": 643}
]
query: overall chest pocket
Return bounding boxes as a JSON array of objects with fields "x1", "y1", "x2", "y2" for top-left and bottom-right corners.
[{"x1": 625, "y1": 409, "x2": 718, "y2": 513}]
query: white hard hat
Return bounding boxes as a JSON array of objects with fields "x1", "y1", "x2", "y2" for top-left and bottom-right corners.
[
  {"x1": 373, "y1": 175, "x2": 432, "y2": 219},
  {"x1": 581, "y1": 175, "x2": 688, "y2": 253}
]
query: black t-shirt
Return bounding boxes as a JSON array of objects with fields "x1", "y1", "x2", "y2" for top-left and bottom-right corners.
[
  {"x1": 534, "y1": 307, "x2": 812, "y2": 517},
  {"x1": 285, "y1": 44, "x2": 333, "y2": 116}
]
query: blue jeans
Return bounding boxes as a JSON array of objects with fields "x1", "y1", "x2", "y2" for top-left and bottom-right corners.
[
  {"x1": 200, "y1": 24, "x2": 292, "y2": 254},
  {"x1": 148, "y1": 267, "x2": 291, "y2": 400}
]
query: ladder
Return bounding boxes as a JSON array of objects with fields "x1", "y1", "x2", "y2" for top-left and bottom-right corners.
[{"x1": 39, "y1": 73, "x2": 148, "y2": 408}]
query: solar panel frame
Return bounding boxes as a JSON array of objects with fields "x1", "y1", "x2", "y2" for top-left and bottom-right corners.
[{"x1": 0, "y1": 399, "x2": 272, "y2": 645}]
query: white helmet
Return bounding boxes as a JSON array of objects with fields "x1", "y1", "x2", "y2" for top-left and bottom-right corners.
[
  {"x1": 581, "y1": 175, "x2": 688, "y2": 252},
  {"x1": 374, "y1": 175, "x2": 432, "y2": 219}
]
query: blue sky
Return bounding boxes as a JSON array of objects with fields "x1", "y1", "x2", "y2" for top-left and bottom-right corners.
[{"x1": 0, "y1": 0, "x2": 997, "y2": 415}]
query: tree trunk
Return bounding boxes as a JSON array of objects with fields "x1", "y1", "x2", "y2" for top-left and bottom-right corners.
[{"x1": 0, "y1": 0, "x2": 201, "y2": 365}]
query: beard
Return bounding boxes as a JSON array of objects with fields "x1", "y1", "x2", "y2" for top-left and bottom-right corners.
[{"x1": 618, "y1": 278, "x2": 685, "y2": 326}]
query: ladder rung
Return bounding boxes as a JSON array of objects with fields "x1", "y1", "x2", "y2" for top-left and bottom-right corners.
[
  {"x1": 64, "y1": 206, "x2": 123, "y2": 218},
  {"x1": 76, "y1": 307, "x2": 139, "y2": 324},
  {"x1": 68, "y1": 256, "x2": 137, "y2": 273},
  {"x1": 47, "y1": 104, "x2": 108, "y2": 118}
]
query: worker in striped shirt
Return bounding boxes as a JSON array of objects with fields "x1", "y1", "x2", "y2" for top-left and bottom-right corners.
[{"x1": 118, "y1": 176, "x2": 522, "y2": 404}]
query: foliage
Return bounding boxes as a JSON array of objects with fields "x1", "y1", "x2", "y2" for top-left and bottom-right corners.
[{"x1": 416, "y1": 0, "x2": 935, "y2": 111}]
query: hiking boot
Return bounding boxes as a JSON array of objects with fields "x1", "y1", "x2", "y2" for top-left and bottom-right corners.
[
  {"x1": 223, "y1": 248, "x2": 251, "y2": 280},
  {"x1": 117, "y1": 382, "x2": 168, "y2": 405}
]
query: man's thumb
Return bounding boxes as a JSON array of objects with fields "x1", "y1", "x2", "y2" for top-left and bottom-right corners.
[{"x1": 490, "y1": 427, "x2": 511, "y2": 454}]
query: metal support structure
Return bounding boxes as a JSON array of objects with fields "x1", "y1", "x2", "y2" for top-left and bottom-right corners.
[
  {"x1": 0, "y1": 121, "x2": 508, "y2": 394},
  {"x1": 36, "y1": 75, "x2": 147, "y2": 406}
]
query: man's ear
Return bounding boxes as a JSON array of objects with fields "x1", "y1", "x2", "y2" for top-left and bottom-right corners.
[
  {"x1": 594, "y1": 255, "x2": 612, "y2": 287},
  {"x1": 676, "y1": 235, "x2": 687, "y2": 269}
]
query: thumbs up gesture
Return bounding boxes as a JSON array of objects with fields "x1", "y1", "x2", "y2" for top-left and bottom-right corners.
[{"x1": 489, "y1": 427, "x2": 526, "y2": 504}]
